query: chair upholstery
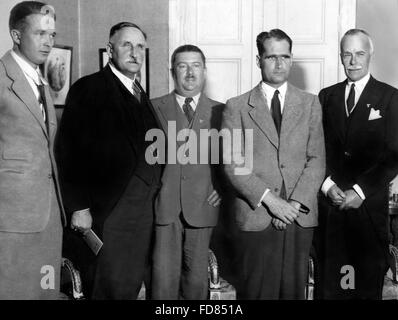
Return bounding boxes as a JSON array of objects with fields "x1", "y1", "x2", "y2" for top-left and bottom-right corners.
[
  {"x1": 60, "y1": 257, "x2": 85, "y2": 300},
  {"x1": 208, "y1": 249, "x2": 236, "y2": 300}
]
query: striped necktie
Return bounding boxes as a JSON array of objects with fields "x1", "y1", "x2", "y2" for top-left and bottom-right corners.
[
  {"x1": 182, "y1": 97, "x2": 194, "y2": 123},
  {"x1": 132, "y1": 80, "x2": 142, "y2": 102},
  {"x1": 37, "y1": 82, "x2": 47, "y2": 123}
]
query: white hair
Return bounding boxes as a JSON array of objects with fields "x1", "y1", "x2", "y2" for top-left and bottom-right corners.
[{"x1": 340, "y1": 29, "x2": 374, "y2": 55}]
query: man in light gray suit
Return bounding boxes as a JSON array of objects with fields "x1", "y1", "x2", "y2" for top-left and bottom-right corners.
[
  {"x1": 151, "y1": 45, "x2": 223, "y2": 299},
  {"x1": 222, "y1": 29, "x2": 325, "y2": 299},
  {"x1": 0, "y1": 1, "x2": 65, "y2": 299}
]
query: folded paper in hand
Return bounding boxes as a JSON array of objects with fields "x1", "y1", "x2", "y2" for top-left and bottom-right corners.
[{"x1": 82, "y1": 229, "x2": 103, "y2": 255}]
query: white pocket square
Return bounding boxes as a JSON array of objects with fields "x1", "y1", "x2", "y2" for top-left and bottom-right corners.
[{"x1": 368, "y1": 108, "x2": 382, "y2": 120}]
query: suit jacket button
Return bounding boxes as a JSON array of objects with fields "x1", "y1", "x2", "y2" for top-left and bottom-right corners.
[
  {"x1": 48, "y1": 173, "x2": 52, "y2": 179},
  {"x1": 274, "y1": 188, "x2": 279, "y2": 192},
  {"x1": 280, "y1": 164, "x2": 285, "y2": 169}
]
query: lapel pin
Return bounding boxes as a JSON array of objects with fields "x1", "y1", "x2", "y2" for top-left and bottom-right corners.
[{"x1": 367, "y1": 104, "x2": 371, "y2": 108}]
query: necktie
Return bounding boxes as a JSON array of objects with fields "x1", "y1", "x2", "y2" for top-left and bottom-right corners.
[
  {"x1": 271, "y1": 90, "x2": 282, "y2": 135},
  {"x1": 132, "y1": 80, "x2": 142, "y2": 102},
  {"x1": 182, "y1": 97, "x2": 195, "y2": 123},
  {"x1": 346, "y1": 83, "x2": 355, "y2": 115},
  {"x1": 37, "y1": 83, "x2": 47, "y2": 123}
]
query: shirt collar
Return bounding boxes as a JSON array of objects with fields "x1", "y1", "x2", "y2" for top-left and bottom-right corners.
[
  {"x1": 108, "y1": 62, "x2": 136, "y2": 88},
  {"x1": 11, "y1": 50, "x2": 48, "y2": 85},
  {"x1": 175, "y1": 92, "x2": 201, "y2": 110},
  {"x1": 261, "y1": 81, "x2": 288, "y2": 99},
  {"x1": 347, "y1": 73, "x2": 371, "y2": 90}
]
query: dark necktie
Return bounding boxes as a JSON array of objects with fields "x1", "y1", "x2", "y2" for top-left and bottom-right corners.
[
  {"x1": 271, "y1": 90, "x2": 282, "y2": 135},
  {"x1": 132, "y1": 80, "x2": 142, "y2": 103},
  {"x1": 37, "y1": 84, "x2": 47, "y2": 123},
  {"x1": 182, "y1": 97, "x2": 195, "y2": 123},
  {"x1": 346, "y1": 83, "x2": 355, "y2": 115}
]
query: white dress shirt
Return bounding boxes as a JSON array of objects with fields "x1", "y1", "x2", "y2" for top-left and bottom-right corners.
[
  {"x1": 108, "y1": 62, "x2": 139, "y2": 97},
  {"x1": 175, "y1": 92, "x2": 200, "y2": 112},
  {"x1": 11, "y1": 50, "x2": 48, "y2": 122},
  {"x1": 261, "y1": 81, "x2": 288, "y2": 112},
  {"x1": 344, "y1": 73, "x2": 370, "y2": 116}
]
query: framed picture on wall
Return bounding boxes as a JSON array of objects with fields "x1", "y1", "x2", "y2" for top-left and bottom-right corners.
[
  {"x1": 42, "y1": 44, "x2": 73, "y2": 108},
  {"x1": 99, "y1": 48, "x2": 150, "y2": 97}
]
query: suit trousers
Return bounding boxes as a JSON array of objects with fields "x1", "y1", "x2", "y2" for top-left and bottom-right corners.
[
  {"x1": 234, "y1": 222, "x2": 313, "y2": 300},
  {"x1": 317, "y1": 206, "x2": 388, "y2": 299},
  {"x1": 91, "y1": 173, "x2": 159, "y2": 300},
  {"x1": 152, "y1": 215, "x2": 213, "y2": 300},
  {"x1": 0, "y1": 180, "x2": 62, "y2": 300}
]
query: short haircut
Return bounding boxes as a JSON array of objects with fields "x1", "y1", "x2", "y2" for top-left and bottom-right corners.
[
  {"x1": 9, "y1": 1, "x2": 56, "y2": 31},
  {"x1": 256, "y1": 29, "x2": 293, "y2": 56},
  {"x1": 109, "y1": 22, "x2": 147, "y2": 40},
  {"x1": 340, "y1": 28, "x2": 374, "y2": 54},
  {"x1": 170, "y1": 44, "x2": 206, "y2": 76}
]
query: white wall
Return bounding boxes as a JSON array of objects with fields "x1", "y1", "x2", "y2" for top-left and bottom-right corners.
[
  {"x1": 357, "y1": 0, "x2": 398, "y2": 88},
  {"x1": 0, "y1": 0, "x2": 22, "y2": 56}
]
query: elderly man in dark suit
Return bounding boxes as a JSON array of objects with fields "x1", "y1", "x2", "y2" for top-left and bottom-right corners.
[
  {"x1": 222, "y1": 29, "x2": 325, "y2": 299},
  {"x1": 316, "y1": 29, "x2": 398, "y2": 299},
  {"x1": 56, "y1": 22, "x2": 162, "y2": 299},
  {"x1": 0, "y1": 1, "x2": 65, "y2": 299},
  {"x1": 151, "y1": 45, "x2": 223, "y2": 300}
]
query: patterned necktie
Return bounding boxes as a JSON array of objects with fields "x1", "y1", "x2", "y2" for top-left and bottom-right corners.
[
  {"x1": 271, "y1": 89, "x2": 282, "y2": 135},
  {"x1": 37, "y1": 83, "x2": 47, "y2": 123},
  {"x1": 132, "y1": 80, "x2": 142, "y2": 103},
  {"x1": 346, "y1": 83, "x2": 355, "y2": 115},
  {"x1": 182, "y1": 97, "x2": 195, "y2": 123}
]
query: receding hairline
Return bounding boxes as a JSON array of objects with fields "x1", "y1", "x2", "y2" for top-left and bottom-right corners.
[
  {"x1": 109, "y1": 26, "x2": 147, "y2": 44},
  {"x1": 340, "y1": 31, "x2": 374, "y2": 54}
]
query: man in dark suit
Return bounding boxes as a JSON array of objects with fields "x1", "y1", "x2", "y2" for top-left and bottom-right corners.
[
  {"x1": 0, "y1": 1, "x2": 65, "y2": 299},
  {"x1": 56, "y1": 22, "x2": 162, "y2": 299},
  {"x1": 316, "y1": 29, "x2": 398, "y2": 299},
  {"x1": 151, "y1": 45, "x2": 223, "y2": 299},
  {"x1": 222, "y1": 29, "x2": 325, "y2": 299}
]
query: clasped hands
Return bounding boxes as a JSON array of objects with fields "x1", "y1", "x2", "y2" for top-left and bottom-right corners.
[
  {"x1": 263, "y1": 192, "x2": 300, "y2": 231},
  {"x1": 327, "y1": 184, "x2": 363, "y2": 210}
]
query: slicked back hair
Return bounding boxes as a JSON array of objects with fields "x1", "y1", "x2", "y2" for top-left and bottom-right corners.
[
  {"x1": 256, "y1": 29, "x2": 293, "y2": 56},
  {"x1": 170, "y1": 44, "x2": 206, "y2": 77},
  {"x1": 340, "y1": 28, "x2": 374, "y2": 54},
  {"x1": 9, "y1": 1, "x2": 56, "y2": 31},
  {"x1": 109, "y1": 22, "x2": 147, "y2": 41}
]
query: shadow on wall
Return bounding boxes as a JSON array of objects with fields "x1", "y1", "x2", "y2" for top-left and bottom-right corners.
[{"x1": 289, "y1": 62, "x2": 309, "y2": 93}]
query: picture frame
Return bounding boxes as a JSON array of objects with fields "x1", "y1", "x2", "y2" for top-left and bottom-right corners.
[
  {"x1": 99, "y1": 48, "x2": 150, "y2": 97},
  {"x1": 42, "y1": 44, "x2": 73, "y2": 108}
]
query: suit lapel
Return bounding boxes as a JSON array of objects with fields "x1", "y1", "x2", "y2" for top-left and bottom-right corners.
[
  {"x1": 44, "y1": 85, "x2": 57, "y2": 140},
  {"x1": 135, "y1": 80, "x2": 164, "y2": 131},
  {"x1": 191, "y1": 94, "x2": 211, "y2": 132},
  {"x1": 248, "y1": 84, "x2": 279, "y2": 148},
  {"x1": 102, "y1": 66, "x2": 140, "y2": 155},
  {"x1": 348, "y1": 76, "x2": 380, "y2": 132},
  {"x1": 327, "y1": 81, "x2": 347, "y2": 143},
  {"x1": 155, "y1": 94, "x2": 181, "y2": 135},
  {"x1": 280, "y1": 84, "x2": 303, "y2": 141},
  {"x1": 2, "y1": 52, "x2": 49, "y2": 138}
]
